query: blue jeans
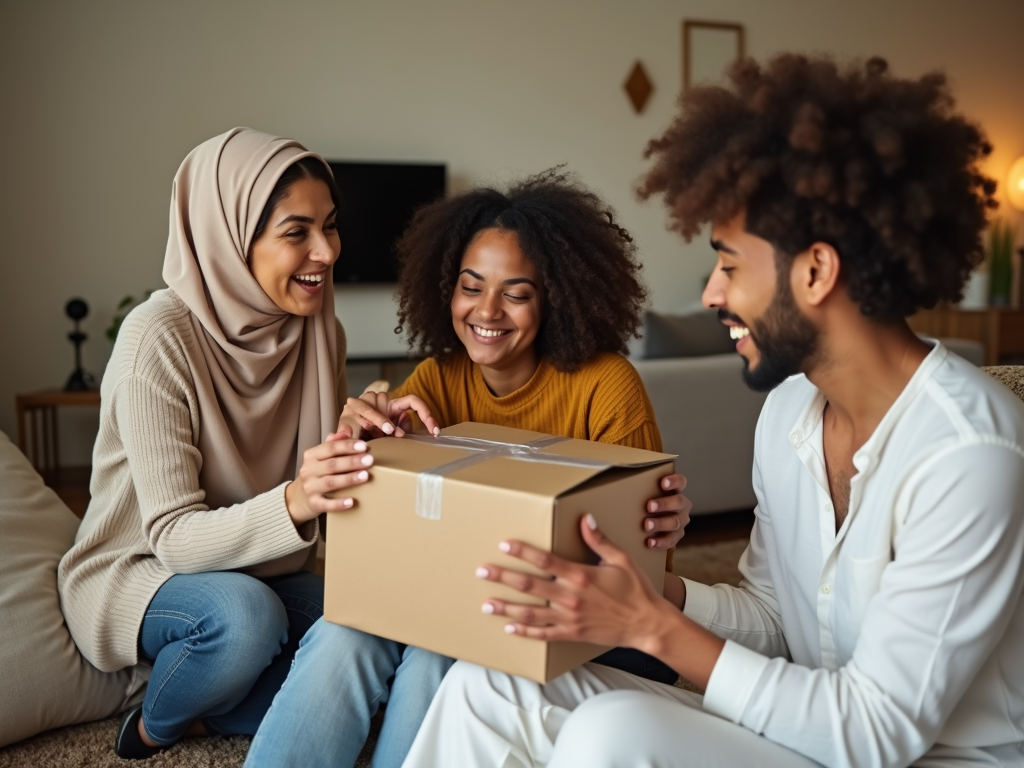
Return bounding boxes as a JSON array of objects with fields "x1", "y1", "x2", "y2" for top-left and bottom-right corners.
[
  {"x1": 244, "y1": 618, "x2": 455, "y2": 768},
  {"x1": 137, "y1": 570, "x2": 324, "y2": 745}
]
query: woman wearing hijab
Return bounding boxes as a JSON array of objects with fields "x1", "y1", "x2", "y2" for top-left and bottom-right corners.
[{"x1": 57, "y1": 128, "x2": 447, "y2": 760}]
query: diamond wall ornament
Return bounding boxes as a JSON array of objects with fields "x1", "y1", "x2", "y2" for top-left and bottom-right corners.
[{"x1": 623, "y1": 61, "x2": 653, "y2": 114}]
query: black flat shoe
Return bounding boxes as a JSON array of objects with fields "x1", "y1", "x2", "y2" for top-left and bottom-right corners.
[{"x1": 115, "y1": 704, "x2": 163, "y2": 760}]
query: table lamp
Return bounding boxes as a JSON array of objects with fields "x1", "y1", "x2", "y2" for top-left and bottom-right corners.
[{"x1": 1010, "y1": 156, "x2": 1024, "y2": 212}]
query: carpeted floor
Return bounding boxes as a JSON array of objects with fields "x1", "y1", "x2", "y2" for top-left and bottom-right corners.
[{"x1": 0, "y1": 539, "x2": 748, "y2": 768}]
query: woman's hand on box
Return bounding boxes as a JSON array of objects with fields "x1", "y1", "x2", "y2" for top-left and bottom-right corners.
[
  {"x1": 476, "y1": 515, "x2": 672, "y2": 650},
  {"x1": 643, "y1": 473, "x2": 692, "y2": 549},
  {"x1": 341, "y1": 389, "x2": 440, "y2": 439},
  {"x1": 284, "y1": 425, "x2": 373, "y2": 525}
]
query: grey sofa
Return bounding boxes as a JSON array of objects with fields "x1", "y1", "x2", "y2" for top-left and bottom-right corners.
[{"x1": 628, "y1": 308, "x2": 985, "y2": 516}]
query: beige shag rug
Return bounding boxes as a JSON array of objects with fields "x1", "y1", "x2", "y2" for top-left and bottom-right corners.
[{"x1": 0, "y1": 540, "x2": 748, "y2": 768}]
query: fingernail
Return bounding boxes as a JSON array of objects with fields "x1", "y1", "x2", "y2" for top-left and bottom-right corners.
[
  {"x1": 663, "y1": 478, "x2": 671, "y2": 488},
  {"x1": 504, "y1": 624, "x2": 517, "y2": 634},
  {"x1": 586, "y1": 513, "x2": 597, "y2": 530},
  {"x1": 357, "y1": 471, "x2": 369, "y2": 481},
  {"x1": 360, "y1": 454, "x2": 374, "y2": 466},
  {"x1": 649, "y1": 502, "x2": 658, "y2": 513},
  {"x1": 433, "y1": 427, "x2": 441, "y2": 436},
  {"x1": 354, "y1": 441, "x2": 367, "y2": 451},
  {"x1": 646, "y1": 520, "x2": 655, "y2": 531},
  {"x1": 382, "y1": 423, "x2": 395, "y2": 435},
  {"x1": 475, "y1": 567, "x2": 489, "y2": 578},
  {"x1": 648, "y1": 538, "x2": 656, "y2": 547},
  {"x1": 498, "y1": 541, "x2": 511, "y2": 553},
  {"x1": 481, "y1": 603, "x2": 495, "y2": 614},
  {"x1": 343, "y1": 498, "x2": 354, "y2": 508}
]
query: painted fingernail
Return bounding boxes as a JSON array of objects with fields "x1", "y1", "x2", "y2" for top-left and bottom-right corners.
[
  {"x1": 649, "y1": 501, "x2": 658, "y2": 513},
  {"x1": 498, "y1": 541, "x2": 512, "y2": 553},
  {"x1": 360, "y1": 454, "x2": 374, "y2": 466},
  {"x1": 481, "y1": 603, "x2": 495, "y2": 614},
  {"x1": 586, "y1": 513, "x2": 598, "y2": 530},
  {"x1": 342, "y1": 498, "x2": 354, "y2": 508},
  {"x1": 382, "y1": 423, "x2": 395, "y2": 435},
  {"x1": 475, "y1": 567, "x2": 490, "y2": 578},
  {"x1": 648, "y1": 538, "x2": 656, "y2": 547},
  {"x1": 646, "y1": 519, "x2": 655, "y2": 531},
  {"x1": 357, "y1": 471, "x2": 369, "y2": 481},
  {"x1": 353, "y1": 441, "x2": 367, "y2": 451},
  {"x1": 663, "y1": 479, "x2": 671, "y2": 488},
  {"x1": 433, "y1": 427, "x2": 441, "y2": 436},
  {"x1": 504, "y1": 624, "x2": 517, "y2": 634}
]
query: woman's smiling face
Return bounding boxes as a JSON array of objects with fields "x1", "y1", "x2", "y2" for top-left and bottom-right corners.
[
  {"x1": 249, "y1": 177, "x2": 340, "y2": 316},
  {"x1": 451, "y1": 228, "x2": 542, "y2": 382}
]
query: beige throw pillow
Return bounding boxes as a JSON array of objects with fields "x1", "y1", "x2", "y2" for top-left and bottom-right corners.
[{"x1": 0, "y1": 430, "x2": 146, "y2": 747}]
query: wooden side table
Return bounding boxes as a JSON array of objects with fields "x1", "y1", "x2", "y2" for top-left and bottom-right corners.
[
  {"x1": 15, "y1": 390, "x2": 101, "y2": 475},
  {"x1": 908, "y1": 307, "x2": 1024, "y2": 366}
]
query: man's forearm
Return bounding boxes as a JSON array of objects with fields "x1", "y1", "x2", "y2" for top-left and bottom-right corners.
[
  {"x1": 663, "y1": 571, "x2": 686, "y2": 610},
  {"x1": 637, "y1": 599, "x2": 725, "y2": 691}
]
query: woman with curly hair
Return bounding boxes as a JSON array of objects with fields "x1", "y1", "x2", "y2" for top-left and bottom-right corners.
[
  {"x1": 244, "y1": 170, "x2": 691, "y2": 768},
  {"x1": 359, "y1": 169, "x2": 672, "y2": 447}
]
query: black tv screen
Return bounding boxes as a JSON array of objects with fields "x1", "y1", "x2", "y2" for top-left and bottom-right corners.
[{"x1": 328, "y1": 161, "x2": 447, "y2": 284}]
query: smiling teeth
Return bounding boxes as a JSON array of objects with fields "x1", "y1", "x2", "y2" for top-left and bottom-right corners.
[
  {"x1": 473, "y1": 326, "x2": 509, "y2": 338},
  {"x1": 729, "y1": 326, "x2": 750, "y2": 340},
  {"x1": 295, "y1": 273, "x2": 323, "y2": 284}
]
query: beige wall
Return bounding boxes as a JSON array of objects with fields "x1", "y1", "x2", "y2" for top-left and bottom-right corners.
[{"x1": 2, "y1": 0, "x2": 1022, "y2": 464}]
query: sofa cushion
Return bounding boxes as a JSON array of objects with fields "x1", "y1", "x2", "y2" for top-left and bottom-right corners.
[
  {"x1": 640, "y1": 308, "x2": 735, "y2": 359},
  {"x1": 0, "y1": 430, "x2": 145, "y2": 747}
]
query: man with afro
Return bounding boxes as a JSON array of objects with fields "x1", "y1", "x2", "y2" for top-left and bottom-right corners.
[{"x1": 402, "y1": 54, "x2": 1024, "y2": 768}]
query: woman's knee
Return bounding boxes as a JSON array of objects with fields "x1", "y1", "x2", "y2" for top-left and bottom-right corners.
[
  {"x1": 394, "y1": 646, "x2": 455, "y2": 693},
  {"x1": 189, "y1": 573, "x2": 289, "y2": 659}
]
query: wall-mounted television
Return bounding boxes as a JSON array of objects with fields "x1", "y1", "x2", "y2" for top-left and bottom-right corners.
[{"x1": 328, "y1": 161, "x2": 447, "y2": 284}]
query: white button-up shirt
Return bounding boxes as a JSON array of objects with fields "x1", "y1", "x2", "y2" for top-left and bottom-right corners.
[{"x1": 683, "y1": 343, "x2": 1024, "y2": 767}]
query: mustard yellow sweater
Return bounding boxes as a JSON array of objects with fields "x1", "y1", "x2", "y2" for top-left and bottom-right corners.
[{"x1": 392, "y1": 351, "x2": 662, "y2": 452}]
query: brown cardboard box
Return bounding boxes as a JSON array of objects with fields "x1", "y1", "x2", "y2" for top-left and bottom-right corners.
[{"x1": 324, "y1": 422, "x2": 675, "y2": 683}]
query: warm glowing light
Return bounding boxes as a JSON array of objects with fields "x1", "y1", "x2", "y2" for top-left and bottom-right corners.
[{"x1": 1009, "y1": 156, "x2": 1024, "y2": 211}]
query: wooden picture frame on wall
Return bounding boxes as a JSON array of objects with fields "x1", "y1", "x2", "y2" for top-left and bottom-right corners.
[{"x1": 682, "y1": 20, "x2": 746, "y2": 92}]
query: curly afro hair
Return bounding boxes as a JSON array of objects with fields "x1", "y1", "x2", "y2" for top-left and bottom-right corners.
[
  {"x1": 395, "y1": 168, "x2": 648, "y2": 371},
  {"x1": 638, "y1": 54, "x2": 997, "y2": 321}
]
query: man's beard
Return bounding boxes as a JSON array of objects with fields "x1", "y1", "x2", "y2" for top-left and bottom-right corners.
[{"x1": 727, "y1": 275, "x2": 819, "y2": 393}]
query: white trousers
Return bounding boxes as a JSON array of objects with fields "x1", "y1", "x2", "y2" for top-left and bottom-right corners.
[
  {"x1": 400, "y1": 660, "x2": 820, "y2": 768},
  {"x1": 402, "y1": 661, "x2": 1022, "y2": 768}
]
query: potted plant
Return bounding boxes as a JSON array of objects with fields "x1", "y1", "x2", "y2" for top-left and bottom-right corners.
[
  {"x1": 988, "y1": 219, "x2": 1017, "y2": 306},
  {"x1": 105, "y1": 291, "x2": 153, "y2": 343}
]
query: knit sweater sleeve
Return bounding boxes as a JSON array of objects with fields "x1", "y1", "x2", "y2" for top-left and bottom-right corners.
[
  {"x1": 113, "y1": 338, "x2": 316, "y2": 575},
  {"x1": 390, "y1": 357, "x2": 451, "y2": 430},
  {"x1": 586, "y1": 354, "x2": 663, "y2": 452}
]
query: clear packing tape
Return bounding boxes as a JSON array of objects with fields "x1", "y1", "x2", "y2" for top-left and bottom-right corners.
[{"x1": 403, "y1": 433, "x2": 614, "y2": 520}]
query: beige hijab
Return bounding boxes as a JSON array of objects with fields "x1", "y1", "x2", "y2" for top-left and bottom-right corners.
[{"x1": 162, "y1": 127, "x2": 339, "y2": 509}]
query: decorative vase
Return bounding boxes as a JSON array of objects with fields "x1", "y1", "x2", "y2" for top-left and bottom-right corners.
[{"x1": 959, "y1": 270, "x2": 989, "y2": 310}]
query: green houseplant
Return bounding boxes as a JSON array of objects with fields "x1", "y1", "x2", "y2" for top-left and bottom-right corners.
[
  {"x1": 105, "y1": 292, "x2": 153, "y2": 343},
  {"x1": 988, "y1": 219, "x2": 1017, "y2": 306}
]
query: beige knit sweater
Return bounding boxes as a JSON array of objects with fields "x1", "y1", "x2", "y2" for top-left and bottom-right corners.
[{"x1": 57, "y1": 291, "x2": 347, "y2": 672}]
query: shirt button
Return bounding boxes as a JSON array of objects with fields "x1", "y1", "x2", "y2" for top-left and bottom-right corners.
[
  {"x1": 825, "y1": 502, "x2": 834, "y2": 513},
  {"x1": 821, "y1": 584, "x2": 832, "y2": 594}
]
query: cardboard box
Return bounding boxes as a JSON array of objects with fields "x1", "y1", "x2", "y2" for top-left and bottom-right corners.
[{"x1": 324, "y1": 422, "x2": 675, "y2": 683}]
